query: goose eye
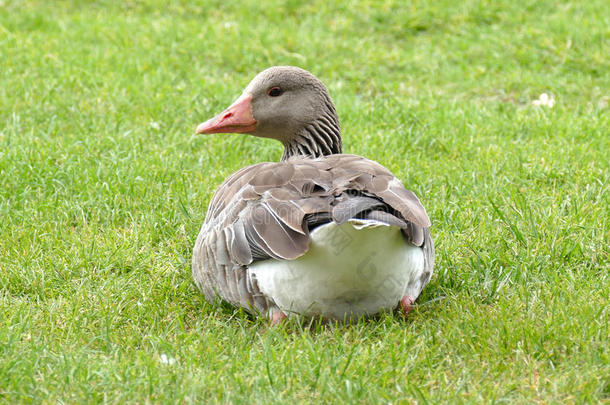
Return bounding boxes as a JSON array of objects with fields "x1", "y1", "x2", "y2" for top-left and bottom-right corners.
[{"x1": 267, "y1": 87, "x2": 283, "y2": 97}]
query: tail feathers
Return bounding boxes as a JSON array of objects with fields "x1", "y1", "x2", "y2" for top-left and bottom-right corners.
[
  {"x1": 306, "y1": 192, "x2": 427, "y2": 247},
  {"x1": 331, "y1": 195, "x2": 385, "y2": 225}
]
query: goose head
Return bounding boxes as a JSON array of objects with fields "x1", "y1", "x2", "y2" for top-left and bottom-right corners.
[{"x1": 196, "y1": 66, "x2": 342, "y2": 160}]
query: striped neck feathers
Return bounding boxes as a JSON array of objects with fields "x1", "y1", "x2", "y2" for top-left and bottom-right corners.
[{"x1": 281, "y1": 97, "x2": 342, "y2": 161}]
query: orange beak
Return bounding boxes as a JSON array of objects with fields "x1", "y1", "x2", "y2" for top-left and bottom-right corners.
[{"x1": 195, "y1": 94, "x2": 257, "y2": 134}]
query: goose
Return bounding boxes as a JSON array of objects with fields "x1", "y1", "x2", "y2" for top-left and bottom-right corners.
[{"x1": 192, "y1": 66, "x2": 434, "y2": 323}]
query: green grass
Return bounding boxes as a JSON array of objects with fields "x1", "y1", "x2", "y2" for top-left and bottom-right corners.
[{"x1": 1, "y1": 0, "x2": 608, "y2": 402}]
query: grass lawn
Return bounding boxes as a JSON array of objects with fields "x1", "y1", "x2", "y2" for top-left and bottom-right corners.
[{"x1": 1, "y1": 0, "x2": 608, "y2": 402}]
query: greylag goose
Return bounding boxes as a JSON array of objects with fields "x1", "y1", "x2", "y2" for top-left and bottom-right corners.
[{"x1": 192, "y1": 66, "x2": 434, "y2": 323}]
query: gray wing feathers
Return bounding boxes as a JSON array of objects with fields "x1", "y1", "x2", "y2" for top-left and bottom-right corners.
[
  {"x1": 421, "y1": 228, "x2": 435, "y2": 290},
  {"x1": 230, "y1": 219, "x2": 253, "y2": 265},
  {"x1": 376, "y1": 179, "x2": 431, "y2": 228},
  {"x1": 240, "y1": 204, "x2": 310, "y2": 261},
  {"x1": 192, "y1": 221, "x2": 279, "y2": 313}
]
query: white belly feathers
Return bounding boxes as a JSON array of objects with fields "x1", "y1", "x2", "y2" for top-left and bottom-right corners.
[{"x1": 248, "y1": 219, "x2": 425, "y2": 320}]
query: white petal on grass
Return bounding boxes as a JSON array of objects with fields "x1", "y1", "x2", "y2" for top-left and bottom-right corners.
[
  {"x1": 149, "y1": 121, "x2": 161, "y2": 130},
  {"x1": 532, "y1": 93, "x2": 555, "y2": 107},
  {"x1": 159, "y1": 354, "x2": 176, "y2": 365}
]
